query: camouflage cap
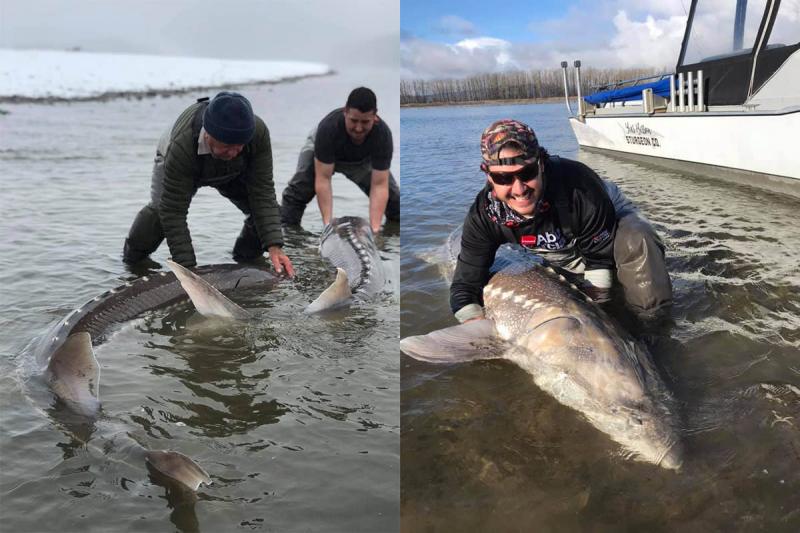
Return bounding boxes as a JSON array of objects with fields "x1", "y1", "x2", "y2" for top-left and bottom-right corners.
[{"x1": 480, "y1": 119, "x2": 540, "y2": 165}]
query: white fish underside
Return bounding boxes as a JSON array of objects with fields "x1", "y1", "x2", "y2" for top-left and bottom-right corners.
[
  {"x1": 401, "y1": 262, "x2": 683, "y2": 469},
  {"x1": 307, "y1": 216, "x2": 385, "y2": 313}
]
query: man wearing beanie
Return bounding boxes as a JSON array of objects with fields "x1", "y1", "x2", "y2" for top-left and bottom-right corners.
[
  {"x1": 451, "y1": 118, "x2": 672, "y2": 326},
  {"x1": 280, "y1": 87, "x2": 399, "y2": 234},
  {"x1": 123, "y1": 91, "x2": 294, "y2": 276}
]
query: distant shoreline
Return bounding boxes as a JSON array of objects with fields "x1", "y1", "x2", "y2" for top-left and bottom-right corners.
[
  {"x1": 401, "y1": 96, "x2": 573, "y2": 108},
  {"x1": 0, "y1": 70, "x2": 334, "y2": 104}
]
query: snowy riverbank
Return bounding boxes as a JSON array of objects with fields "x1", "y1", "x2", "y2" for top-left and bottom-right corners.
[{"x1": 0, "y1": 49, "x2": 331, "y2": 102}]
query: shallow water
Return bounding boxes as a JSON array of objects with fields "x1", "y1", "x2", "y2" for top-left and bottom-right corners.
[
  {"x1": 400, "y1": 104, "x2": 800, "y2": 531},
  {"x1": 0, "y1": 68, "x2": 399, "y2": 533}
]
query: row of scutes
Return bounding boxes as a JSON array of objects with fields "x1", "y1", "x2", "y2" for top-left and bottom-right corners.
[
  {"x1": 50, "y1": 271, "x2": 173, "y2": 345},
  {"x1": 487, "y1": 262, "x2": 595, "y2": 304},
  {"x1": 345, "y1": 227, "x2": 373, "y2": 294}
]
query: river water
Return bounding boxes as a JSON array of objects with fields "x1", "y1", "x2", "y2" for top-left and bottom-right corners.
[
  {"x1": 400, "y1": 104, "x2": 800, "y2": 531},
  {"x1": 0, "y1": 68, "x2": 399, "y2": 533}
]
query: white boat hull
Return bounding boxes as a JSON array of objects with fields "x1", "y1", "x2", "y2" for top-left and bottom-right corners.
[{"x1": 570, "y1": 110, "x2": 800, "y2": 180}]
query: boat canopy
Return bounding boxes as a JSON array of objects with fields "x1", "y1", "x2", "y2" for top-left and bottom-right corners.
[
  {"x1": 677, "y1": 0, "x2": 799, "y2": 105},
  {"x1": 583, "y1": 0, "x2": 799, "y2": 107},
  {"x1": 583, "y1": 78, "x2": 672, "y2": 105}
]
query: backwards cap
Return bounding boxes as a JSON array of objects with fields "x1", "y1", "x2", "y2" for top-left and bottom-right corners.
[{"x1": 480, "y1": 119, "x2": 540, "y2": 166}]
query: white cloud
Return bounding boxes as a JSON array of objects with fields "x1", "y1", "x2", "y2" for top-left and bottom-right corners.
[
  {"x1": 452, "y1": 37, "x2": 510, "y2": 52},
  {"x1": 608, "y1": 10, "x2": 687, "y2": 68},
  {"x1": 401, "y1": 35, "x2": 520, "y2": 79}
]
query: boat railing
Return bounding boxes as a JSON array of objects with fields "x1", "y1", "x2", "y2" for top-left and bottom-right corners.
[
  {"x1": 561, "y1": 60, "x2": 706, "y2": 118},
  {"x1": 591, "y1": 73, "x2": 669, "y2": 92}
]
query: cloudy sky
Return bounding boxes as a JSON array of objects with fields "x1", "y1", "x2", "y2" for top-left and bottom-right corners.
[
  {"x1": 401, "y1": 0, "x2": 693, "y2": 79},
  {"x1": 0, "y1": 0, "x2": 399, "y2": 70},
  {"x1": 4, "y1": 1, "x2": 795, "y2": 81}
]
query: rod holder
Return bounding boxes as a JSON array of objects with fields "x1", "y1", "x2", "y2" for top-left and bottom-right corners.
[
  {"x1": 574, "y1": 60, "x2": 584, "y2": 116},
  {"x1": 669, "y1": 74, "x2": 676, "y2": 112},
  {"x1": 560, "y1": 61, "x2": 575, "y2": 116},
  {"x1": 697, "y1": 69, "x2": 705, "y2": 111}
]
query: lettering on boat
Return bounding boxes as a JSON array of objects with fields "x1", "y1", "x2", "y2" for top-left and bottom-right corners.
[{"x1": 623, "y1": 122, "x2": 661, "y2": 148}]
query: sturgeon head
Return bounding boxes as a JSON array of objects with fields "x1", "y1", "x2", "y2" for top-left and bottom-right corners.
[
  {"x1": 307, "y1": 216, "x2": 385, "y2": 313},
  {"x1": 401, "y1": 263, "x2": 683, "y2": 470}
]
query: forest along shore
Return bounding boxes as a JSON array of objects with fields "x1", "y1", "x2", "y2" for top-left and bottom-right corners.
[
  {"x1": 401, "y1": 66, "x2": 663, "y2": 107},
  {"x1": 401, "y1": 96, "x2": 567, "y2": 107}
]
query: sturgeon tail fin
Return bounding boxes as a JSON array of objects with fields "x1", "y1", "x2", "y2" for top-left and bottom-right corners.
[
  {"x1": 305, "y1": 268, "x2": 352, "y2": 313},
  {"x1": 145, "y1": 450, "x2": 212, "y2": 491},
  {"x1": 400, "y1": 319, "x2": 506, "y2": 363},
  {"x1": 166, "y1": 259, "x2": 251, "y2": 320},
  {"x1": 46, "y1": 332, "x2": 101, "y2": 417}
]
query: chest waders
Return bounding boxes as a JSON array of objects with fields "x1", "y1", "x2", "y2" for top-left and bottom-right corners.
[
  {"x1": 123, "y1": 98, "x2": 264, "y2": 267},
  {"x1": 279, "y1": 129, "x2": 401, "y2": 227}
]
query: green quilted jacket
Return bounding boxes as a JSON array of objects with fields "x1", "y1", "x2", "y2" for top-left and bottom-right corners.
[{"x1": 160, "y1": 101, "x2": 282, "y2": 267}]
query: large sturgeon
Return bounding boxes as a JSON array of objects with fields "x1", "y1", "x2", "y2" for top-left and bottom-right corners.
[
  {"x1": 306, "y1": 216, "x2": 385, "y2": 313},
  {"x1": 401, "y1": 238, "x2": 683, "y2": 470},
  {"x1": 35, "y1": 263, "x2": 276, "y2": 490}
]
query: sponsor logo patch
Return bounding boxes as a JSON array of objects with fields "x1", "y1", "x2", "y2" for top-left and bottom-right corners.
[{"x1": 520, "y1": 229, "x2": 566, "y2": 251}]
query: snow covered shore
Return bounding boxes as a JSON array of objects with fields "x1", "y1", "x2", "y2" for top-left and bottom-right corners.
[{"x1": 0, "y1": 49, "x2": 331, "y2": 102}]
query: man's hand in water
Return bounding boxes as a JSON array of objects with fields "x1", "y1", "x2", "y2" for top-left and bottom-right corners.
[{"x1": 268, "y1": 245, "x2": 295, "y2": 278}]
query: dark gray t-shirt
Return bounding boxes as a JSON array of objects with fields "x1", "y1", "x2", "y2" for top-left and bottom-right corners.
[{"x1": 314, "y1": 108, "x2": 393, "y2": 171}]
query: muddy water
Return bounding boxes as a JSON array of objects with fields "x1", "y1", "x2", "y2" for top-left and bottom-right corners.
[
  {"x1": 1, "y1": 68, "x2": 399, "y2": 533},
  {"x1": 400, "y1": 103, "x2": 800, "y2": 532}
]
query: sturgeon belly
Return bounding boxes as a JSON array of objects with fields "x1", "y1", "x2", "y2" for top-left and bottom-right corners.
[
  {"x1": 320, "y1": 216, "x2": 384, "y2": 298},
  {"x1": 483, "y1": 263, "x2": 683, "y2": 469}
]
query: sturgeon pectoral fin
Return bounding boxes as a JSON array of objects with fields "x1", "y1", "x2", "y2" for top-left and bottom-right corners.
[
  {"x1": 46, "y1": 332, "x2": 100, "y2": 417},
  {"x1": 400, "y1": 319, "x2": 506, "y2": 363},
  {"x1": 166, "y1": 259, "x2": 251, "y2": 320},
  {"x1": 145, "y1": 450, "x2": 212, "y2": 491},
  {"x1": 305, "y1": 268, "x2": 352, "y2": 313}
]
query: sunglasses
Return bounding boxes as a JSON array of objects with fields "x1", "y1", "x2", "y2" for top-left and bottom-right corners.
[{"x1": 485, "y1": 162, "x2": 540, "y2": 186}]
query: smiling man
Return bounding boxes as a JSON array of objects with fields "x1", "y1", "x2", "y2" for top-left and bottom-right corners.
[
  {"x1": 451, "y1": 119, "x2": 672, "y2": 324},
  {"x1": 280, "y1": 87, "x2": 399, "y2": 234},
  {"x1": 122, "y1": 91, "x2": 294, "y2": 276}
]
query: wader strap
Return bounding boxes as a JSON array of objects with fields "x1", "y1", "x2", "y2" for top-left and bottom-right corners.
[{"x1": 191, "y1": 100, "x2": 210, "y2": 148}]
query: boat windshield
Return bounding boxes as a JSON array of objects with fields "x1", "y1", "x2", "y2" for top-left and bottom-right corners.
[
  {"x1": 767, "y1": 0, "x2": 800, "y2": 48},
  {"x1": 681, "y1": 0, "x2": 768, "y2": 65}
]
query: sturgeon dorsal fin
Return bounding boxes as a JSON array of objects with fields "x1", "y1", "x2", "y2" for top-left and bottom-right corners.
[
  {"x1": 166, "y1": 259, "x2": 251, "y2": 320},
  {"x1": 305, "y1": 268, "x2": 352, "y2": 313},
  {"x1": 46, "y1": 331, "x2": 100, "y2": 417},
  {"x1": 400, "y1": 319, "x2": 506, "y2": 363},
  {"x1": 145, "y1": 450, "x2": 212, "y2": 491}
]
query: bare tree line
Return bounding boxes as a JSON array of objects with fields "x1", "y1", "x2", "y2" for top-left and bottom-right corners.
[{"x1": 400, "y1": 67, "x2": 664, "y2": 105}]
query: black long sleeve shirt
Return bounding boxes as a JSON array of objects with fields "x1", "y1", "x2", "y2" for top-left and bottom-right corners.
[{"x1": 450, "y1": 156, "x2": 617, "y2": 315}]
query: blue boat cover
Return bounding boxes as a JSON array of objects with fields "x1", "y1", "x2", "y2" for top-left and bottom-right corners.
[{"x1": 584, "y1": 78, "x2": 673, "y2": 105}]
